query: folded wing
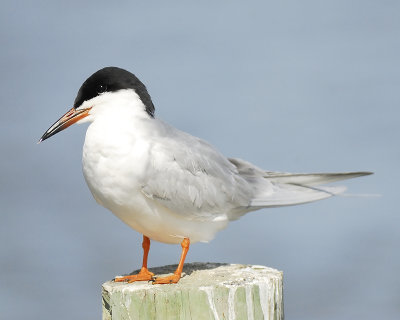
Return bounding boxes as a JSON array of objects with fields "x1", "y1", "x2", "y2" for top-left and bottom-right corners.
[{"x1": 140, "y1": 122, "x2": 372, "y2": 222}]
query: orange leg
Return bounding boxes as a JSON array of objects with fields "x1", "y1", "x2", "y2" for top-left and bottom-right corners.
[
  {"x1": 114, "y1": 235, "x2": 154, "y2": 283},
  {"x1": 154, "y1": 238, "x2": 190, "y2": 284}
]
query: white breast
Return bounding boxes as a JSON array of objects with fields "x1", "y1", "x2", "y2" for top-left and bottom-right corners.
[{"x1": 81, "y1": 96, "x2": 229, "y2": 244}]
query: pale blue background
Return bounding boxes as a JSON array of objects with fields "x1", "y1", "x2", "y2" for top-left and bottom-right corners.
[{"x1": 0, "y1": 1, "x2": 398, "y2": 319}]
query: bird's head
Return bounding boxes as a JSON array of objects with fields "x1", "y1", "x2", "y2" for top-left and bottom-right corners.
[{"x1": 39, "y1": 67, "x2": 155, "y2": 142}]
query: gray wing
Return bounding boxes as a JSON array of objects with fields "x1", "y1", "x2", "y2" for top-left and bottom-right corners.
[
  {"x1": 141, "y1": 124, "x2": 253, "y2": 221},
  {"x1": 140, "y1": 121, "x2": 372, "y2": 222}
]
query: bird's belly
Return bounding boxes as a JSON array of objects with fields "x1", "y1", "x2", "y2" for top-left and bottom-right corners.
[
  {"x1": 102, "y1": 196, "x2": 229, "y2": 244},
  {"x1": 84, "y1": 172, "x2": 228, "y2": 244},
  {"x1": 82, "y1": 136, "x2": 228, "y2": 244}
]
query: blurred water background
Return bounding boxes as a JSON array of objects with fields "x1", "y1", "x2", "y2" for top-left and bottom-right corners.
[{"x1": 0, "y1": 1, "x2": 398, "y2": 319}]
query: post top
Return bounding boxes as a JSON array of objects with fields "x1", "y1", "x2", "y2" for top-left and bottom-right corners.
[
  {"x1": 102, "y1": 263, "x2": 284, "y2": 320},
  {"x1": 103, "y1": 262, "x2": 282, "y2": 293}
]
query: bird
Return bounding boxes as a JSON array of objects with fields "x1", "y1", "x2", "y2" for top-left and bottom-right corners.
[{"x1": 40, "y1": 66, "x2": 372, "y2": 284}]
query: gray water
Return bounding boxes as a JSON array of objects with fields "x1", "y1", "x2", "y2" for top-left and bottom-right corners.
[{"x1": 0, "y1": 1, "x2": 398, "y2": 319}]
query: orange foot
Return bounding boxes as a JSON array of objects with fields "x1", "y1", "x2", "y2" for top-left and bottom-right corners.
[
  {"x1": 153, "y1": 273, "x2": 181, "y2": 284},
  {"x1": 114, "y1": 267, "x2": 154, "y2": 283}
]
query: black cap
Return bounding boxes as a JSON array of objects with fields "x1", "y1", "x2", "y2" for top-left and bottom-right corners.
[{"x1": 73, "y1": 67, "x2": 155, "y2": 117}]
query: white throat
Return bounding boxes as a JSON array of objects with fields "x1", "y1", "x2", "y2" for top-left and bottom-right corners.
[
  {"x1": 76, "y1": 89, "x2": 152, "y2": 125},
  {"x1": 81, "y1": 89, "x2": 155, "y2": 217}
]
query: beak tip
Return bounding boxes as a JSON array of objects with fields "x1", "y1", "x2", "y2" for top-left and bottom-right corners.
[
  {"x1": 39, "y1": 106, "x2": 90, "y2": 144},
  {"x1": 38, "y1": 134, "x2": 48, "y2": 144}
]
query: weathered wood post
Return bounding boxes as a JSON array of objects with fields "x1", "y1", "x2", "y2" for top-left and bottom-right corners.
[{"x1": 102, "y1": 262, "x2": 283, "y2": 320}]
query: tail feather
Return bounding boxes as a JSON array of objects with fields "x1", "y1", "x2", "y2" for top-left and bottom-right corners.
[
  {"x1": 249, "y1": 185, "x2": 346, "y2": 208},
  {"x1": 263, "y1": 171, "x2": 372, "y2": 186},
  {"x1": 228, "y1": 157, "x2": 373, "y2": 210}
]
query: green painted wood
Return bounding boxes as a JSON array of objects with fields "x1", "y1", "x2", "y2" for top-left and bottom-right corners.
[{"x1": 102, "y1": 262, "x2": 283, "y2": 320}]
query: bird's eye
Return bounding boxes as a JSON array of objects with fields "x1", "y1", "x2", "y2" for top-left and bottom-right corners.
[{"x1": 97, "y1": 84, "x2": 107, "y2": 94}]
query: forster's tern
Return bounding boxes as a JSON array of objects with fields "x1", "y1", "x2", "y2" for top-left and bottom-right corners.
[{"x1": 40, "y1": 67, "x2": 372, "y2": 284}]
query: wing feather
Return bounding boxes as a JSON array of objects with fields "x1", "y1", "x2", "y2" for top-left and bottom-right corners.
[
  {"x1": 141, "y1": 126, "x2": 252, "y2": 221},
  {"x1": 140, "y1": 122, "x2": 372, "y2": 222}
]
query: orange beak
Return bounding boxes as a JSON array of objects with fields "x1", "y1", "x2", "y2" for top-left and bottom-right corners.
[{"x1": 39, "y1": 107, "x2": 91, "y2": 142}]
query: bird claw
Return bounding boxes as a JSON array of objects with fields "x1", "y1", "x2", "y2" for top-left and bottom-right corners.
[
  {"x1": 114, "y1": 268, "x2": 154, "y2": 283},
  {"x1": 152, "y1": 273, "x2": 181, "y2": 284}
]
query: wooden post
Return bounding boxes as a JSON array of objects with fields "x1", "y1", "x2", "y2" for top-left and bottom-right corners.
[{"x1": 102, "y1": 262, "x2": 283, "y2": 320}]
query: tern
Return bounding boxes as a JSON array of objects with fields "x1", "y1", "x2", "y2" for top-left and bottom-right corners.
[{"x1": 40, "y1": 67, "x2": 372, "y2": 284}]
